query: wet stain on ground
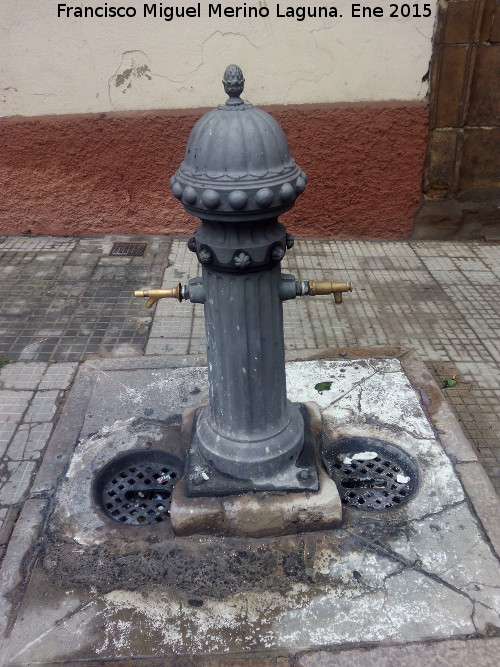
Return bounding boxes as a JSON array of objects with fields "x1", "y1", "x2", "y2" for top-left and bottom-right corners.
[{"x1": 42, "y1": 508, "x2": 412, "y2": 601}]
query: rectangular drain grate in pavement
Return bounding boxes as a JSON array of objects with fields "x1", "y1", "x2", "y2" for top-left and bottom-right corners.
[{"x1": 110, "y1": 242, "x2": 147, "y2": 257}]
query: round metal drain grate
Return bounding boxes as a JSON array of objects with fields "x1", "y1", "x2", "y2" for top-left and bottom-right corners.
[
  {"x1": 93, "y1": 449, "x2": 183, "y2": 525},
  {"x1": 321, "y1": 437, "x2": 419, "y2": 511}
]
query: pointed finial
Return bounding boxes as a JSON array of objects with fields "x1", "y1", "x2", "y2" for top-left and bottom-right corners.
[{"x1": 222, "y1": 64, "x2": 245, "y2": 105}]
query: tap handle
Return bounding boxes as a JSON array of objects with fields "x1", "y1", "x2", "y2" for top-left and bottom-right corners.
[
  {"x1": 307, "y1": 281, "x2": 353, "y2": 297},
  {"x1": 134, "y1": 284, "x2": 182, "y2": 308},
  {"x1": 300, "y1": 280, "x2": 353, "y2": 304}
]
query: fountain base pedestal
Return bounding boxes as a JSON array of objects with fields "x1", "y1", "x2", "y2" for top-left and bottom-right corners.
[
  {"x1": 172, "y1": 402, "x2": 341, "y2": 537},
  {"x1": 184, "y1": 403, "x2": 319, "y2": 497}
]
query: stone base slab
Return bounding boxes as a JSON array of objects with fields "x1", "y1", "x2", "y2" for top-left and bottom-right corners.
[{"x1": 172, "y1": 403, "x2": 341, "y2": 537}]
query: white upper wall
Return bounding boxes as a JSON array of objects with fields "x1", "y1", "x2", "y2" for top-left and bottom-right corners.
[{"x1": 0, "y1": 1, "x2": 437, "y2": 117}]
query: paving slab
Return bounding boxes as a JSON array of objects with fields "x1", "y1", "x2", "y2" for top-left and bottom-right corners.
[{"x1": 0, "y1": 348, "x2": 498, "y2": 665}]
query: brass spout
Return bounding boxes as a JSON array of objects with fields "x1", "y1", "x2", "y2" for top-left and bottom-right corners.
[
  {"x1": 134, "y1": 284, "x2": 182, "y2": 308},
  {"x1": 308, "y1": 280, "x2": 353, "y2": 303}
]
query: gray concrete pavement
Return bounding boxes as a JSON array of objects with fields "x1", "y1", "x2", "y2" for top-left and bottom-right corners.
[
  {"x1": 1, "y1": 234, "x2": 499, "y2": 559},
  {"x1": 0, "y1": 234, "x2": 499, "y2": 664}
]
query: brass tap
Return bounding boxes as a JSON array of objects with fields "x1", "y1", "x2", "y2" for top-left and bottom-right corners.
[
  {"x1": 134, "y1": 284, "x2": 182, "y2": 308},
  {"x1": 308, "y1": 280, "x2": 353, "y2": 304}
]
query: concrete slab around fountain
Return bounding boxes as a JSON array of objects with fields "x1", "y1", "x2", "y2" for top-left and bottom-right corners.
[{"x1": 1, "y1": 346, "x2": 499, "y2": 666}]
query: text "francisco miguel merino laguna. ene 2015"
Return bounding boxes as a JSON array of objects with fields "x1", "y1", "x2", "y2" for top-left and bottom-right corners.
[{"x1": 56, "y1": 3, "x2": 342, "y2": 21}]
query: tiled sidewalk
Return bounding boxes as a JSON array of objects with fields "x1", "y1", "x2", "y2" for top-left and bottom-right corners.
[
  {"x1": 0, "y1": 234, "x2": 170, "y2": 361},
  {"x1": 0, "y1": 234, "x2": 499, "y2": 562},
  {"x1": 0, "y1": 361, "x2": 77, "y2": 552}
]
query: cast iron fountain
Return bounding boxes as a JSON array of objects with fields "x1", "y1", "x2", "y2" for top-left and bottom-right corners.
[{"x1": 136, "y1": 65, "x2": 352, "y2": 501}]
